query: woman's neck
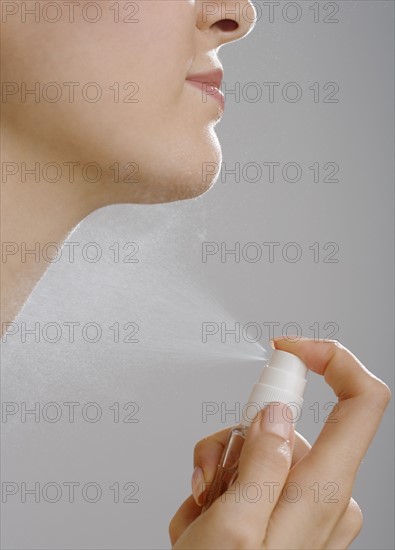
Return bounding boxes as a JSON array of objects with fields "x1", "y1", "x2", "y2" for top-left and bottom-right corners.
[{"x1": 1, "y1": 129, "x2": 122, "y2": 333}]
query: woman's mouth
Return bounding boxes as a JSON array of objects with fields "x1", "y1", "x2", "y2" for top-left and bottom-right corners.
[{"x1": 186, "y1": 69, "x2": 225, "y2": 112}]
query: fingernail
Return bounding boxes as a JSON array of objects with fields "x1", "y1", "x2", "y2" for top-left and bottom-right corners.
[
  {"x1": 261, "y1": 403, "x2": 294, "y2": 441},
  {"x1": 191, "y1": 466, "x2": 205, "y2": 506}
]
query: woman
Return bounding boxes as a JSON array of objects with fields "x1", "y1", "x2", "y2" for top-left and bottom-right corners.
[{"x1": 1, "y1": 1, "x2": 391, "y2": 548}]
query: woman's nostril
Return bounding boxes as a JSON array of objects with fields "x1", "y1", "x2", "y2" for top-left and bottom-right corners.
[{"x1": 214, "y1": 19, "x2": 239, "y2": 32}]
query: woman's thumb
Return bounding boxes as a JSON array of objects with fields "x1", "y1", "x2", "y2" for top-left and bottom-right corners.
[{"x1": 222, "y1": 403, "x2": 295, "y2": 533}]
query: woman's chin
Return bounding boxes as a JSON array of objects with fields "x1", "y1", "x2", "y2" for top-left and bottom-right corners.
[
  {"x1": 141, "y1": 166, "x2": 220, "y2": 203},
  {"x1": 138, "y1": 136, "x2": 222, "y2": 202}
]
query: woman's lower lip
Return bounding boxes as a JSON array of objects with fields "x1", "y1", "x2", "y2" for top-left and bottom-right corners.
[{"x1": 186, "y1": 80, "x2": 225, "y2": 111}]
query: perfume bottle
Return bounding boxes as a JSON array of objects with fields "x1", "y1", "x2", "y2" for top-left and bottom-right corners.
[{"x1": 202, "y1": 349, "x2": 308, "y2": 511}]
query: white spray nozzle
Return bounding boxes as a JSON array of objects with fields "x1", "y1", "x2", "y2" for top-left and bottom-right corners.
[{"x1": 241, "y1": 349, "x2": 308, "y2": 426}]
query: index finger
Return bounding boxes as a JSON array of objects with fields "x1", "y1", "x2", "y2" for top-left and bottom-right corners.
[{"x1": 272, "y1": 337, "x2": 391, "y2": 481}]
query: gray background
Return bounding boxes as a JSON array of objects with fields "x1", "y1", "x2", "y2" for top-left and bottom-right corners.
[{"x1": 1, "y1": 1, "x2": 394, "y2": 549}]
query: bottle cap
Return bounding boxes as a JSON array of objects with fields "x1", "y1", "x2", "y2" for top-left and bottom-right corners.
[{"x1": 240, "y1": 349, "x2": 308, "y2": 426}]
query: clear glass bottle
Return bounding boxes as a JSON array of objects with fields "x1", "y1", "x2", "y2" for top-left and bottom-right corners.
[
  {"x1": 201, "y1": 349, "x2": 308, "y2": 512},
  {"x1": 202, "y1": 425, "x2": 247, "y2": 510}
]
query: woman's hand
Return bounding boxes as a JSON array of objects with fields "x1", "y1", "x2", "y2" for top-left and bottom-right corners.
[{"x1": 169, "y1": 337, "x2": 391, "y2": 549}]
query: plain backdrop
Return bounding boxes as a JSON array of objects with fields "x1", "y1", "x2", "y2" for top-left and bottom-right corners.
[{"x1": 1, "y1": 1, "x2": 394, "y2": 549}]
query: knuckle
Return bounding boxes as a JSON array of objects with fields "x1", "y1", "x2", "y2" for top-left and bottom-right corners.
[
  {"x1": 209, "y1": 508, "x2": 257, "y2": 549},
  {"x1": 168, "y1": 516, "x2": 177, "y2": 545},
  {"x1": 193, "y1": 436, "x2": 214, "y2": 462},
  {"x1": 245, "y1": 437, "x2": 292, "y2": 473},
  {"x1": 227, "y1": 524, "x2": 257, "y2": 549},
  {"x1": 344, "y1": 499, "x2": 363, "y2": 537},
  {"x1": 193, "y1": 438, "x2": 206, "y2": 457},
  {"x1": 194, "y1": 432, "x2": 228, "y2": 462},
  {"x1": 329, "y1": 339, "x2": 342, "y2": 348},
  {"x1": 367, "y1": 378, "x2": 392, "y2": 410}
]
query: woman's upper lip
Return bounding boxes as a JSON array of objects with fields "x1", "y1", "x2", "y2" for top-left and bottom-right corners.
[{"x1": 185, "y1": 69, "x2": 223, "y2": 90}]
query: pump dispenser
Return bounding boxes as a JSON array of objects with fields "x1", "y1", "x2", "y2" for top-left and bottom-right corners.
[{"x1": 201, "y1": 349, "x2": 308, "y2": 511}]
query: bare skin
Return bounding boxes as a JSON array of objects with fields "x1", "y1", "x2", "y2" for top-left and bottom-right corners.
[
  {"x1": 170, "y1": 338, "x2": 391, "y2": 549},
  {"x1": 1, "y1": 1, "x2": 256, "y2": 328},
  {"x1": 0, "y1": 3, "x2": 391, "y2": 549}
]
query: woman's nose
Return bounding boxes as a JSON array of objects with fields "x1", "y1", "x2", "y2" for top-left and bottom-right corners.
[{"x1": 196, "y1": 0, "x2": 257, "y2": 46}]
